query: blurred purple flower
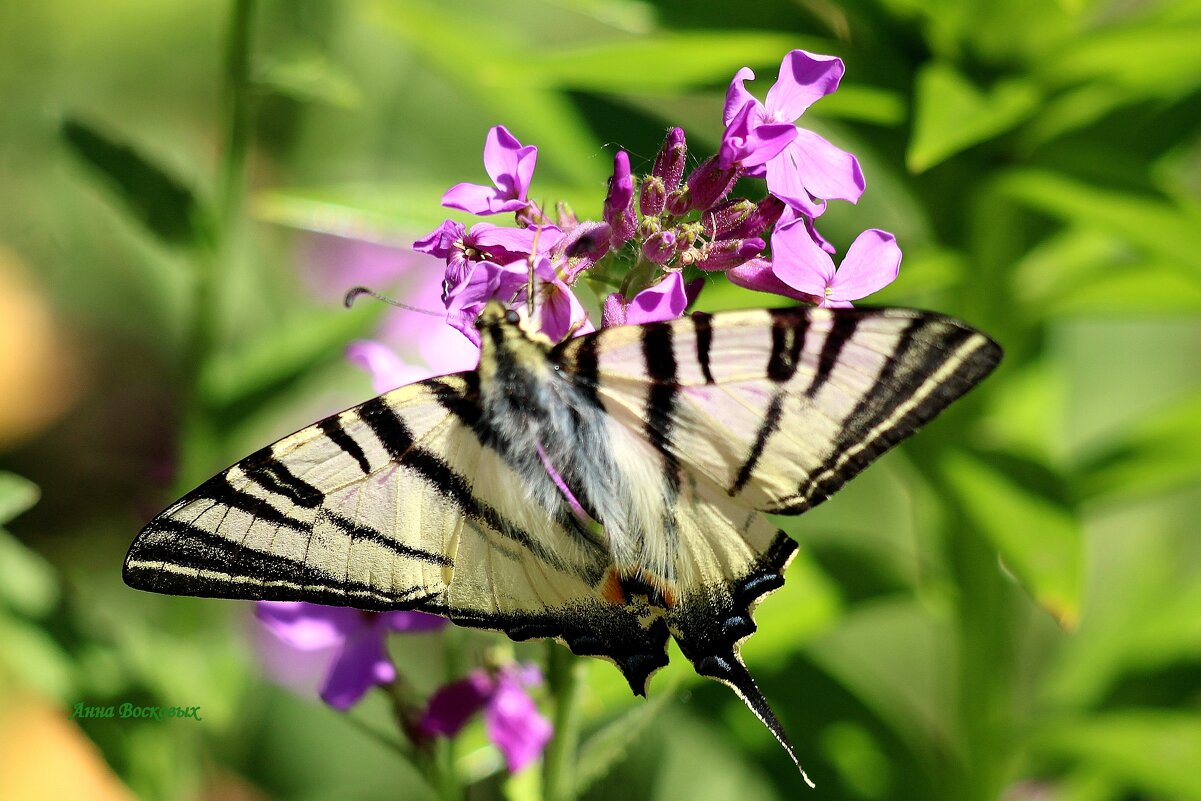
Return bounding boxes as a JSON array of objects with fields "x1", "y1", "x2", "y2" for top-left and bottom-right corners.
[
  {"x1": 256, "y1": 601, "x2": 446, "y2": 711},
  {"x1": 301, "y1": 233, "x2": 480, "y2": 389},
  {"x1": 770, "y1": 219, "x2": 901, "y2": 307},
  {"x1": 724, "y1": 50, "x2": 865, "y2": 216},
  {"x1": 419, "y1": 663, "x2": 552, "y2": 773},
  {"x1": 442, "y1": 126, "x2": 537, "y2": 216}
]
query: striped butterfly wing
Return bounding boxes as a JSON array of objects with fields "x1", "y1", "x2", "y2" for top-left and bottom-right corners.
[
  {"x1": 557, "y1": 306, "x2": 1002, "y2": 518},
  {"x1": 124, "y1": 374, "x2": 670, "y2": 688},
  {"x1": 551, "y1": 306, "x2": 1000, "y2": 779}
]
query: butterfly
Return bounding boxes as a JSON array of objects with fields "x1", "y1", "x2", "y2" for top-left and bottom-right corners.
[{"x1": 125, "y1": 301, "x2": 1000, "y2": 785}]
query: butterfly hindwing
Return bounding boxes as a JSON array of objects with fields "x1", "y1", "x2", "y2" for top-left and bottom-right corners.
[{"x1": 125, "y1": 372, "x2": 672, "y2": 692}]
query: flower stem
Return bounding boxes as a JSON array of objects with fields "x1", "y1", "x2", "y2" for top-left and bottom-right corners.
[
  {"x1": 176, "y1": 0, "x2": 256, "y2": 489},
  {"x1": 542, "y1": 643, "x2": 585, "y2": 801}
]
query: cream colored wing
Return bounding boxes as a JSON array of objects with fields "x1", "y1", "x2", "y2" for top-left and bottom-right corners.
[
  {"x1": 553, "y1": 306, "x2": 1002, "y2": 516},
  {"x1": 124, "y1": 374, "x2": 671, "y2": 691}
]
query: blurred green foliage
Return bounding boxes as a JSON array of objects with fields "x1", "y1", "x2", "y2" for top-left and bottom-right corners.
[{"x1": 2, "y1": 0, "x2": 1200, "y2": 799}]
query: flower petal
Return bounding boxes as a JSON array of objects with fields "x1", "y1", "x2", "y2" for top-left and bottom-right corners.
[
  {"x1": 720, "y1": 104, "x2": 796, "y2": 170},
  {"x1": 789, "y1": 128, "x2": 866, "y2": 204},
  {"x1": 485, "y1": 674, "x2": 553, "y2": 772},
  {"x1": 318, "y1": 628, "x2": 395, "y2": 710},
  {"x1": 472, "y1": 223, "x2": 560, "y2": 261},
  {"x1": 482, "y1": 126, "x2": 531, "y2": 196},
  {"x1": 828, "y1": 229, "x2": 901, "y2": 301},
  {"x1": 724, "y1": 67, "x2": 761, "y2": 126},
  {"x1": 769, "y1": 218, "x2": 836, "y2": 295},
  {"x1": 442, "y1": 182, "x2": 523, "y2": 215},
  {"x1": 626, "y1": 272, "x2": 688, "y2": 325},
  {"x1": 764, "y1": 143, "x2": 826, "y2": 216},
  {"x1": 346, "y1": 339, "x2": 424, "y2": 393},
  {"x1": 726, "y1": 259, "x2": 823, "y2": 304},
  {"x1": 420, "y1": 671, "x2": 494, "y2": 737},
  {"x1": 255, "y1": 602, "x2": 361, "y2": 650},
  {"x1": 413, "y1": 220, "x2": 465, "y2": 258},
  {"x1": 764, "y1": 50, "x2": 845, "y2": 120}
]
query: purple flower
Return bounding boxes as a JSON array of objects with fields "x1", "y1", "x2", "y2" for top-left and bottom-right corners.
[
  {"x1": 718, "y1": 101, "x2": 797, "y2": 171},
  {"x1": 530, "y1": 257, "x2": 594, "y2": 341},
  {"x1": 444, "y1": 260, "x2": 529, "y2": 345},
  {"x1": 770, "y1": 219, "x2": 901, "y2": 307},
  {"x1": 414, "y1": 220, "x2": 558, "y2": 303},
  {"x1": 255, "y1": 602, "x2": 446, "y2": 711},
  {"x1": 603, "y1": 150, "x2": 636, "y2": 248},
  {"x1": 724, "y1": 50, "x2": 866, "y2": 216},
  {"x1": 442, "y1": 126, "x2": 537, "y2": 216},
  {"x1": 420, "y1": 663, "x2": 552, "y2": 773},
  {"x1": 602, "y1": 271, "x2": 689, "y2": 327},
  {"x1": 725, "y1": 258, "x2": 823, "y2": 304}
]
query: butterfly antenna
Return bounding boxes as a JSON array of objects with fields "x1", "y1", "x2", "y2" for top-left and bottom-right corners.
[
  {"x1": 702, "y1": 651, "x2": 815, "y2": 788},
  {"x1": 526, "y1": 217, "x2": 545, "y2": 319},
  {"x1": 344, "y1": 286, "x2": 443, "y2": 317}
]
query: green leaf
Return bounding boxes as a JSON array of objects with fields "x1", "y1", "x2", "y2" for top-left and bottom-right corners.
[
  {"x1": 1042, "y1": 22, "x2": 1201, "y2": 101},
  {"x1": 1073, "y1": 388, "x2": 1201, "y2": 502},
  {"x1": 256, "y1": 54, "x2": 363, "y2": 109},
  {"x1": 493, "y1": 32, "x2": 832, "y2": 92},
  {"x1": 1032, "y1": 712, "x2": 1201, "y2": 801},
  {"x1": 996, "y1": 169, "x2": 1201, "y2": 271},
  {"x1": 201, "y1": 303, "x2": 381, "y2": 421},
  {"x1": 0, "y1": 616, "x2": 74, "y2": 701},
  {"x1": 907, "y1": 63, "x2": 1040, "y2": 172},
  {"x1": 0, "y1": 530, "x2": 59, "y2": 619},
  {"x1": 940, "y1": 450, "x2": 1082, "y2": 628},
  {"x1": 574, "y1": 676, "x2": 682, "y2": 797},
  {"x1": 0, "y1": 471, "x2": 39, "y2": 525},
  {"x1": 807, "y1": 598, "x2": 958, "y2": 758},
  {"x1": 60, "y1": 118, "x2": 208, "y2": 248},
  {"x1": 1010, "y1": 227, "x2": 1201, "y2": 316}
]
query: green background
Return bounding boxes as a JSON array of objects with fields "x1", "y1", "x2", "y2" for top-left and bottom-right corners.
[{"x1": 1, "y1": 0, "x2": 1200, "y2": 799}]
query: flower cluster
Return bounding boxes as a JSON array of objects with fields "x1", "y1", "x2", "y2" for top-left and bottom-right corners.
[
  {"x1": 256, "y1": 601, "x2": 552, "y2": 773},
  {"x1": 267, "y1": 47, "x2": 904, "y2": 784},
  {"x1": 411, "y1": 48, "x2": 900, "y2": 350}
]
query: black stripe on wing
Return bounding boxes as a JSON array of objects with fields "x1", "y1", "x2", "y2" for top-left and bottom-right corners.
[
  {"x1": 770, "y1": 313, "x2": 1001, "y2": 514},
  {"x1": 124, "y1": 519, "x2": 437, "y2": 610},
  {"x1": 357, "y1": 395, "x2": 590, "y2": 577}
]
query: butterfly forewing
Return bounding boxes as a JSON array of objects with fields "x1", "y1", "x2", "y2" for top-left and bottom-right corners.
[{"x1": 556, "y1": 306, "x2": 1001, "y2": 516}]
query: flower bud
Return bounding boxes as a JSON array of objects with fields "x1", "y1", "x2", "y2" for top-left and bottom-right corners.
[
  {"x1": 652, "y1": 127, "x2": 686, "y2": 193},
  {"x1": 637, "y1": 217, "x2": 661, "y2": 239},
  {"x1": 665, "y1": 188, "x2": 691, "y2": 217},
  {"x1": 641, "y1": 230, "x2": 677, "y2": 264},
  {"x1": 604, "y1": 150, "x2": 637, "y2": 247},
  {"x1": 702, "y1": 199, "x2": 755, "y2": 239},
  {"x1": 556, "y1": 200, "x2": 578, "y2": 229},
  {"x1": 694, "y1": 237, "x2": 766, "y2": 272},
  {"x1": 602, "y1": 292, "x2": 626, "y2": 327},
  {"x1": 723, "y1": 196, "x2": 785, "y2": 240},
  {"x1": 556, "y1": 221, "x2": 612, "y2": 281},
  {"x1": 674, "y1": 223, "x2": 699, "y2": 251},
  {"x1": 640, "y1": 175, "x2": 666, "y2": 217},
  {"x1": 685, "y1": 156, "x2": 739, "y2": 213}
]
